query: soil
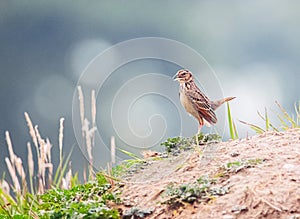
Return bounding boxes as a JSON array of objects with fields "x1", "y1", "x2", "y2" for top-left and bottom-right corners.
[{"x1": 116, "y1": 128, "x2": 300, "y2": 219}]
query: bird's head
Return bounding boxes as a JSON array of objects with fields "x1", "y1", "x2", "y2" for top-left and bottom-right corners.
[{"x1": 174, "y1": 69, "x2": 193, "y2": 83}]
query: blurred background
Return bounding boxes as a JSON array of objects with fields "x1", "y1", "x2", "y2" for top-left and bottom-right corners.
[{"x1": 0, "y1": 1, "x2": 299, "y2": 179}]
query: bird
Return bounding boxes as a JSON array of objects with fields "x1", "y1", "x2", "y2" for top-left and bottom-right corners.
[{"x1": 174, "y1": 69, "x2": 236, "y2": 135}]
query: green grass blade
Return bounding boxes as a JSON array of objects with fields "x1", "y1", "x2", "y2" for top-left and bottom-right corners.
[
  {"x1": 227, "y1": 102, "x2": 237, "y2": 139},
  {"x1": 0, "y1": 189, "x2": 16, "y2": 216},
  {"x1": 53, "y1": 144, "x2": 74, "y2": 187},
  {"x1": 233, "y1": 120, "x2": 239, "y2": 139},
  {"x1": 258, "y1": 109, "x2": 280, "y2": 132},
  {"x1": 265, "y1": 108, "x2": 270, "y2": 131},
  {"x1": 295, "y1": 101, "x2": 300, "y2": 126},
  {"x1": 275, "y1": 112, "x2": 289, "y2": 130},
  {"x1": 275, "y1": 101, "x2": 297, "y2": 128},
  {"x1": 117, "y1": 148, "x2": 143, "y2": 161},
  {"x1": 257, "y1": 108, "x2": 270, "y2": 131},
  {"x1": 268, "y1": 123, "x2": 280, "y2": 132},
  {"x1": 29, "y1": 170, "x2": 34, "y2": 195},
  {"x1": 239, "y1": 120, "x2": 265, "y2": 134}
]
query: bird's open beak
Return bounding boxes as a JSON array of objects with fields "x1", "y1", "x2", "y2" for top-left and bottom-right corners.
[{"x1": 173, "y1": 73, "x2": 179, "y2": 81}]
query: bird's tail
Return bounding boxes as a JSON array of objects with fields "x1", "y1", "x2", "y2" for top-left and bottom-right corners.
[{"x1": 211, "y1": 97, "x2": 236, "y2": 110}]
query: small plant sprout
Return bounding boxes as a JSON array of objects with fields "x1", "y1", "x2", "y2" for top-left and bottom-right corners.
[{"x1": 240, "y1": 101, "x2": 299, "y2": 133}]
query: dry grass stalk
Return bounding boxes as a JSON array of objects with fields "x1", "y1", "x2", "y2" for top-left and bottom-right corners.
[
  {"x1": 36, "y1": 127, "x2": 45, "y2": 194},
  {"x1": 59, "y1": 118, "x2": 65, "y2": 171},
  {"x1": 25, "y1": 113, "x2": 41, "y2": 190},
  {"x1": 84, "y1": 119, "x2": 97, "y2": 180},
  {"x1": 0, "y1": 180, "x2": 10, "y2": 194},
  {"x1": 78, "y1": 86, "x2": 89, "y2": 179},
  {"x1": 44, "y1": 138, "x2": 53, "y2": 188},
  {"x1": 38, "y1": 177, "x2": 44, "y2": 194},
  {"x1": 15, "y1": 157, "x2": 27, "y2": 195},
  {"x1": 34, "y1": 127, "x2": 54, "y2": 190},
  {"x1": 35, "y1": 126, "x2": 46, "y2": 190},
  {"x1": 5, "y1": 157, "x2": 20, "y2": 193},
  {"x1": 0, "y1": 179, "x2": 10, "y2": 203},
  {"x1": 45, "y1": 163, "x2": 53, "y2": 188},
  {"x1": 91, "y1": 90, "x2": 96, "y2": 156},
  {"x1": 83, "y1": 165, "x2": 87, "y2": 183},
  {"x1": 27, "y1": 142, "x2": 35, "y2": 194},
  {"x1": 5, "y1": 131, "x2": 22, "y2": 194},
  {"x1": 24, "y1": 112, "x2": 38, "y2": 148},
  {"x1": 83, "y1": 119, "x2": 92, "y2": 161},
  {"x1": 4, "y1": 111, "x2": 69, "y2": 197},
  {"x1": 91, "y1": 90, "x2": 96, "y2": 126},
  {"x1": 61, "y1": 178, "x2": 67, "y2": 190},
  {"x1": 62, "y1": 162, "x2": 72, "y2": 189},
  {"x1": 78, "y1": 87, "x2": 98, "y2": 180},
  {"x1": 34, "y1": 126, "x2": 42, "y2": 174},
  {"x1": 111, "y1": 136, "x2": 116, "y2": 164},
  {"x1": 84, "y1": 119, "x2": 97, "y2": 161},
  {"x1": 15, "y1": 157, "x2": 26, "y2": 183},
  {"x1": 45, "y1": 138, "x2": 52, "y2": 163},
  {"x1": 106, "y1": 162, "x2": 115, "y2": 187},
  {"x1": 77, "y1": 86, "x2": 85, "y2": 137},
  {"x1": 27, "y1": 142, "x2": 34, "y2": 179},
  {"x1": 5, "y1": 131, "x2": 16, "y2": 167}
]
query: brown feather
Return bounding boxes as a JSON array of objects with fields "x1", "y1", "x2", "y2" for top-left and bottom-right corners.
[{"x1": 210, "y1": 97, "x2": 236, "y2": 110}]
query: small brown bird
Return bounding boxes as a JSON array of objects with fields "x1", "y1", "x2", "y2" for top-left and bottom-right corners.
[{"x1": 174, "y1": 69, "x2": 235, "y2": 133}]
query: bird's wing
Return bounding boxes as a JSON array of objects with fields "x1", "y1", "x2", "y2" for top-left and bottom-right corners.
[{"x1": 186, "y1": 88, "x2": 217, "y2": 125}]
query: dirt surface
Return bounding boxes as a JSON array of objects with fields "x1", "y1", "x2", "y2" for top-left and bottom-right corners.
[{"x1": 119, "y1": 129, "x2": 300, "y2": 219}]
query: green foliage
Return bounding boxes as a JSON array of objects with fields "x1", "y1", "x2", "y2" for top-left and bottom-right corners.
[
  {"x1": 0, "y1": 171, "x2": 120, "y2": 219},
  {"x1": 163, "y1": 175, "x2": 228, "y2": 205},
  {"x1": 160, "y1": 137, "x2": 182, "y2": 153},
  {"x1": 216, "y1": 158, "x2": 264, "y2": 177},
  {"x1": 0, "y1": 189, "x2": 39, "y2": 218},
  {"x1": 161, "y1": 134, "x2": 221, "y2": 155},
  {"x1": 0, "y1": 214, "x2": 31, "y2": 219},
  {"x1": 123, "y1": 207, "x2": 153, "y2": 219},
  {"x1": 37, "y1": 173, "x2": 120, "y2": 219},
  {"x1": 194, "y1": 132, "x2": 222, "y2": 144}
]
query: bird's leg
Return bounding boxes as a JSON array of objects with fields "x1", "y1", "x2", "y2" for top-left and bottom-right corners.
[{"x1": 196, "y1": 124, "x2": 202, "y2": 146}]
